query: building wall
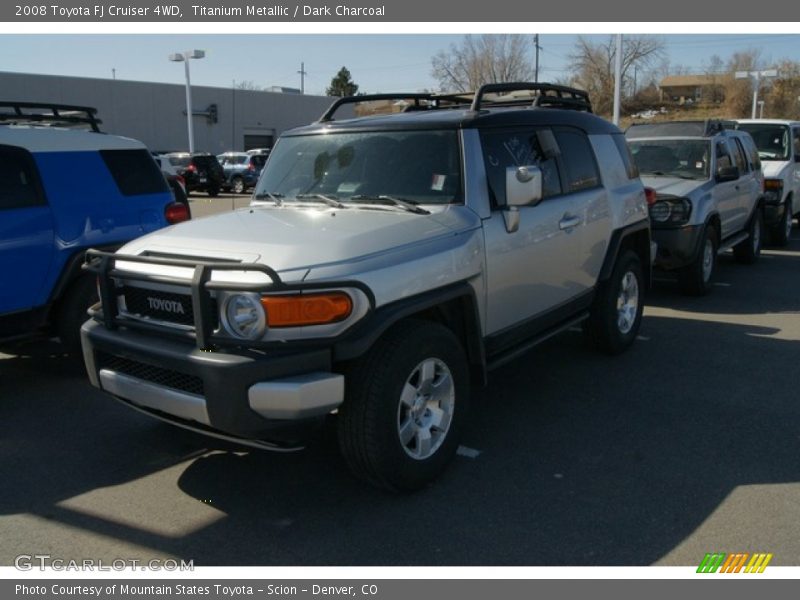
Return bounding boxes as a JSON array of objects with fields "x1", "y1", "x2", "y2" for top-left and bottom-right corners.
[{"x1": 0, "y1": 71, "x2": 339, "y2": 153}]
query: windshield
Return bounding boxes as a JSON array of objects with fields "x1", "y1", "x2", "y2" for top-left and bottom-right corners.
[
  {"x1": 628, "y1": 139, "x2": 711, "y2": 180},
  {"x1": 254, "y1": 130, "x2": 462, "y2": 205},
  {"x1": 736, "y1": 124, "x2": 790, "y2": 160}
]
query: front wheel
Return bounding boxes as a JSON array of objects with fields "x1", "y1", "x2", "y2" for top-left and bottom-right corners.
[
  {"x1": 231, "y1": 177, "x2": 246, "y2": 194},
  {"x1": 584, "y1": 250, "x2": 644, "y2": 355},
  {"x1": 770, "y1": 199, "x2": 792, "y2": 247},
  {"x1": 56, "y1": 275, "x2": 98, "y2": 355},
  {"x1": 337, "y1": 320, "x2": 469, "y2": 492}
]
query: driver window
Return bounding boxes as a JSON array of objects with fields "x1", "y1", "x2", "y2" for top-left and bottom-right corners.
[
  {"x1": 716, "y1": 141, "x2": 733, "y2": 170},
  {"x1": 480, "y1": 127, "x2": 562, "y2": 208}
]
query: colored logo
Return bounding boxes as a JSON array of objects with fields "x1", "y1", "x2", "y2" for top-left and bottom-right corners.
[{"x1": 697, "y1": 552, "x2": 773, "y2": 573}]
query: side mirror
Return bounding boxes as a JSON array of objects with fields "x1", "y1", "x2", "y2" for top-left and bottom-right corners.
[
  {"x1": 716, "y1": 165, "x2": 740, "y2": 182},
  {"x1": 505, "y1": 165, "x2": 543, "y2": 208}
]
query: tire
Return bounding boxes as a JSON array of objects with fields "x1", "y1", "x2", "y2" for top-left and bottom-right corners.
[
  {"x1": 337, "y1": 319, "x2": 469, "y2": 492},
  {"x1": 678, "y1": 226, "x2": 717, "y2": 296},
  {"x1": 584, "y1": 250, "x2": 644, "y2": 355},
  {"x1": 770, "y1": 199, "x2": 792, "y2": 247},
  {"x1": 231, "y1": 177, "x2": 245, "y2": 195},
  {"x1": 56, "y1": 275, "x2": 98, "y2": 355},
  {"x1": 733, "y1": 207, "x2": 763, "y2": 264},
  {"x1": 207, "y1": 186, "x2": 220, "y2": 198}
]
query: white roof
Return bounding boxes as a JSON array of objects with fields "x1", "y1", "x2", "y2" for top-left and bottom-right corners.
[
  {"x1": 0, "y1": 124, "x2": 147, "y2": 152},
  {"x1": 736, "y1": 119, "x2": 800, "y2": 126}
]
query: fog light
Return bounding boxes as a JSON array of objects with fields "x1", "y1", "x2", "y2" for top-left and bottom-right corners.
[{"x1": 222, "y1": 293, "x2": 266, "y2": 340}]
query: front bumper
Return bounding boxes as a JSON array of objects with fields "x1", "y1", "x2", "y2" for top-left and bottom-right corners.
[
  {"x1": 652, "y1": 224, "x2": 704, "y2": 270},
  {"x1": 81, "y1": 319, "x2": 344, "y2": 446}
]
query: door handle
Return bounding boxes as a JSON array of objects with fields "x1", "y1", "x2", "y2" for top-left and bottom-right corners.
[{"x1": 559, "y1": 215, "x2": 582, "y2": 230}]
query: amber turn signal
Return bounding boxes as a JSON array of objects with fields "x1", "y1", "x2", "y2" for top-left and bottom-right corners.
[{"x1": 261, "y1": 292, "x2": 353, "y2": 327}]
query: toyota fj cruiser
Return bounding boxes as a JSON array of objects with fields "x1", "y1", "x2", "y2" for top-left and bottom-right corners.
[
  {"x1": 735, "y1": 119, "x2": 800, "y2": 246},
  {"x1": 0, "y1": 102, "x2": 187, "y2": 353},
  {"x1": 626, "y1": 120, "x2": 764, "y2": 295},
  {"x1": 81, "y1": 84, "x2": 651, "y2": 491}
]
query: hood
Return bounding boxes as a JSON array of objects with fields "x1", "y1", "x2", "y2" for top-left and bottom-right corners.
[
  {"x1": 639, "y1": 175, "x2": 708, "y2": 198},
  {"x1": 760, "y1": 160, "x2": 790, "y2": 179},
  {"x1": 118, "y1": 204, "x2": 480, "y2": 275}
]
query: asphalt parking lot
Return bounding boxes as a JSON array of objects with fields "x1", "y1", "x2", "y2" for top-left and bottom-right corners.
[{"x1": 1, "y1": 207, "x2": 799, "y2": 566}]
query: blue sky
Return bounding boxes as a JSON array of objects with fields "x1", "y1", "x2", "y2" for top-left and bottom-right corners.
[{"x1": 0, "y1": 34, "x2": 798, "y2": 95}]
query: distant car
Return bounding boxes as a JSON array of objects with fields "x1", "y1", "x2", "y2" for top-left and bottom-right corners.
[
  {"x1": 216, "y1": 152, "x2": 268, "y2": 194},
  {"x1": 246, "y1": 147, "x2": 271, "y2": 156},
  {"x1": 163, "y1": 152, "x2": 225, "y2": 197},
  {"x1": 734, "y1": 119, "x2": 800, "y2": 246},
  {"x1": 626, "y1": 119, "x2": 764, "y2": 295},
  {"x1": 0, "y1": 102, "x2": 188, "y2": 352}
]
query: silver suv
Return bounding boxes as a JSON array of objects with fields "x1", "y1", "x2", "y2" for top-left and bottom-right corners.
[
  {"x1": 81, "y1": 84, "x2": 651, "y2": 491},
  {"x1": 626, "y1": 120, "x2": 764, "y2": 295}
]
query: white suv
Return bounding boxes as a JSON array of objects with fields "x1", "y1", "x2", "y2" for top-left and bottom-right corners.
[{"x1": 736, "y1": 119, "x2": 800, "y2": 246}]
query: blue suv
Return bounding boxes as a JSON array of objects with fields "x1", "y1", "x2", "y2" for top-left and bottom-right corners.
[{"x1": 0, "y1": 102, "x2": 188, "y2": 353}]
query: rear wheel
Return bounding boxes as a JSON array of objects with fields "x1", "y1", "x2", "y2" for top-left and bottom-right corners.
[
  {"x1": 56, "y1": 275, "x2": 98, "y2": 355},
  {"x1": 770, "y1": 199, "x2": 792, "y2": 247},
  {"x1": 337, "y1": 320, "x2": 469, "y2": 492},
  {"x1": 734, "y1": 207, "x2": 762, "y2": 264},
  {"x1": 231, "y1": 177, "x2": 245, "y2": 194},
  {"x1": 584, "y1": 250, "x2": 644, "y2": 355},
  {"x1": 679, "y1": 226, "x2": 717, "y2": 296}
]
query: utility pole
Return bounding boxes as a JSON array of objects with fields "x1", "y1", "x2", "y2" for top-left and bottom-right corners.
[
  {"x1": 533, "y1": 34, "x2": 542, "y2": 83},
  {"x1": 613, "y1": 34, "x2": 623, "y2": 126},
  {"x1": 298, "y1": 62, "x2": 307, "y2": 95},
  {"x1": 112, "y1": 68, "x2": 116, "y2": 80}
]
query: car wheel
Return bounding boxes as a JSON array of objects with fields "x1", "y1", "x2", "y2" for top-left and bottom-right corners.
[
  {"x1": 678, "y1": 226, "x2": 717, "y2": 296},
  {"x1": 734, "y1": 207, "x2": 763, "y2": 264},
  {"x1": 584, "y1": 250, "x2": 644, "y2": 355},
  {"x1": 770, "y1": 199, "x2": 792, "y2": 247},
  {"x1": 232, "y1": 177, "x2": 245, "y2": 194},
  {"x1": 337, "y1": 319, "x2": 469, "y2": 492},
  {"x1": 56, "y1": 275, "x2": 98, "y2": 356},
  {"x1": 207, "y1": 186, "x2": 220, "y2": 198}
]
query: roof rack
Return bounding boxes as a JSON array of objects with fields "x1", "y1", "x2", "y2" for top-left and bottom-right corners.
[
  {"x1": 626, "y1": 119, "x2": 737, "y2": 139},
  {"x1": 317, "y1": 82, "x2": 592, "y2": 122},
  {"x1": 469, "y1": 82, "x2": 592, "y2": 113},
  {"x1": 0, "y1": 101, "x2": 102, "y2": 132}
]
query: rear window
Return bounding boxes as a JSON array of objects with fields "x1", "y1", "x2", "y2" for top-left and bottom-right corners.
[
  {"x1": 168, "y1": 155, "x2": 191, "y2": 167},
  {"x1": 612, "y1": 134, "x2": 639, "y2": 179},
  {"x1": 554, "y1": 129, "x2": 601, "y2": 192},
  {"x1": 100, "y1": 149, "x2": 169, "y2": 197},
  {"x1": 193, "y1": 156, "x2": 221, "y2": 168},
  {"x1": 0, "y1": 145, "x2": 47, "y2": 210}
]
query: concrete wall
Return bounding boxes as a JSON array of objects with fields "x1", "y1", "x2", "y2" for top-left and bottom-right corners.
[{"x1": 0, "y1": 71, "x2": 337, "y2": 153}]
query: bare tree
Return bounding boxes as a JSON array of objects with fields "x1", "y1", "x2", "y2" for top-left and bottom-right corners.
[
  {"x1": 702, "y1": 54, "x2": 725, "y2": 103},
  {"x1": 724, "y1": 48, "x2": 765, "y2": 116},
  {"x1": 235, "y1": 80, "x2": 263, "y2": 91},
  {"x1": 431, "y1": 35, "x2": 535, "y2": 92},
  {"x1": 568, "y1": 35, "x2": 665, "y2": 115}
]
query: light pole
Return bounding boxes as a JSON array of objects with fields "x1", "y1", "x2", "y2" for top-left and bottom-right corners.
[
  {"x1": 735, "y1": 68, "x2": 777, "y2": 119},
  {"x1": 169, "y1": 50, "x2": 205, "y2": 153}
]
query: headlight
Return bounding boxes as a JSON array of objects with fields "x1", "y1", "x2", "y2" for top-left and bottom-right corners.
[
  {"x1": 222, "y1": 293, "x2": 267, "y2": 340},
  {"x1": 649, "y1": 197, "x2": 691, "y2": 226},
  {"x1": 764, "y1": 179, "x2": 783, "y2": 204}
]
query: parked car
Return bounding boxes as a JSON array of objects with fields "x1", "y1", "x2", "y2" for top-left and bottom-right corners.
[
  {"x1": 82, "y1": 84, "x2": 651, "y2": 490},
  {"x1": 163, "y1": 152, "x2": 225, "y2": 197},
  {"x1": 626, "y1": 120, "x2": 764, "y2": 295},
  {"x1": 217, "y1": 152, "x2": 268, "y2": 194},
  {"x1": 0, "y1": 101, "x2": 188, "y2": 353},
  {"x1": 734, "y1": 119, "x2": 800, "y2": 246},
  {"x1": 246, "y1": 148, "x2": 271, "y2": 156},
  {"x1": 152, "y1": 154, "x2": 191, "y2": 217}
]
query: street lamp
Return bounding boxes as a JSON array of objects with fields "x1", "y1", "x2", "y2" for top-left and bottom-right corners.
[
  {"x1": 735, "y1": 68, "x2": 777, "y2": 119},
  {"x1": 169, "y1": 49, "x2": 205, "y2": 153}
]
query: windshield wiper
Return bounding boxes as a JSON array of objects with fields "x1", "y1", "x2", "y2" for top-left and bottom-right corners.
[
  {"x1": 295, "y1": 193, "x2": 346, "y2": 209},
  {"x1": 253, "y1": 191, "x2": 284, "y2": 206},
  {"x1": 348, "y1": 194, "x2": 431, "y2": 215}
]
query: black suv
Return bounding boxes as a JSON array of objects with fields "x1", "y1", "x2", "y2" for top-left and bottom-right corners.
[{"x1": 164, "y1": 152, "x2": 225, "y2": 197}]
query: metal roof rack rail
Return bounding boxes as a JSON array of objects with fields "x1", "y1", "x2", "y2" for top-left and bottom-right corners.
[
  {"x1": 0, "y1": 101, "x2": 103, "y2": 132},
  {"x1": 469, "y1": 82, "x2": 592, "y2": 113},
  {"x1": 704, "y1": 119, "x2": 737, "y2": 135},
  {"x1": 318, "y1": 93, "x2": 441, "y2": 122}
]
